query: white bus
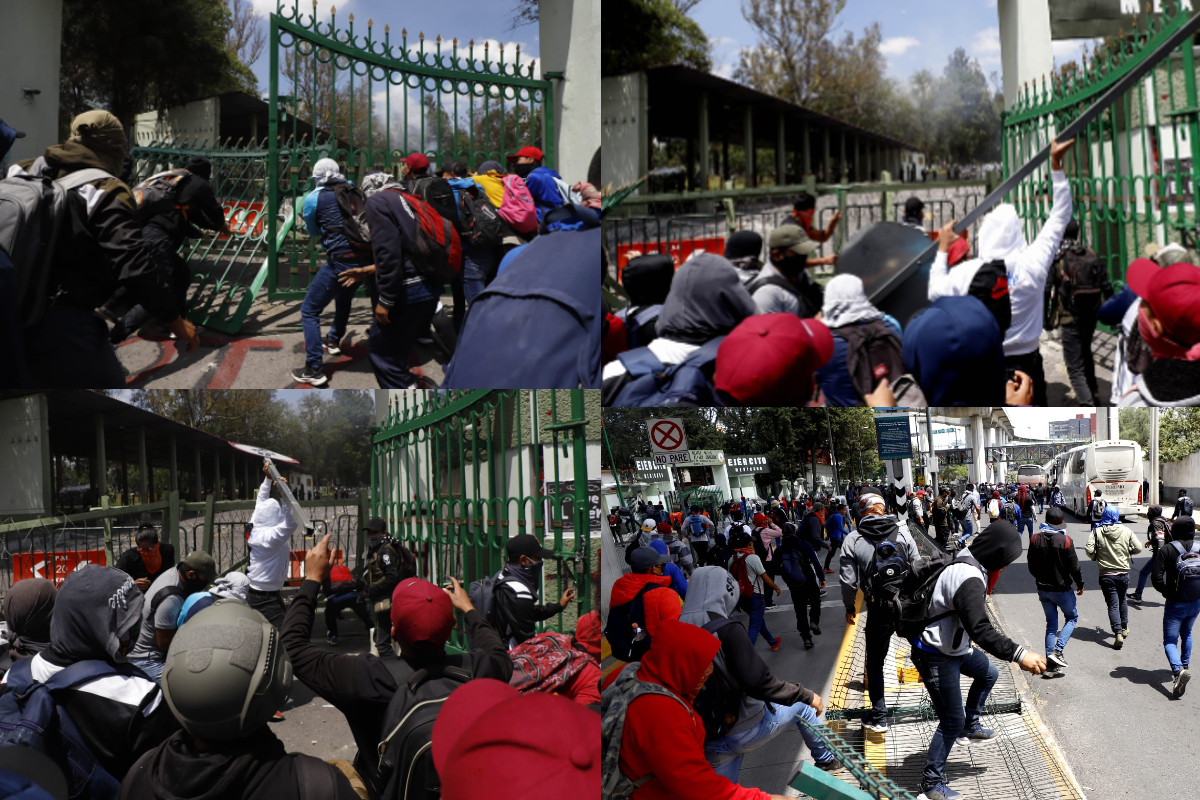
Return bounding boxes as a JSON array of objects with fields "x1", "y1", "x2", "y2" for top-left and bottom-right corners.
[
  {"x1": 1015, "y1": 464, "x2": 1047, "y2": 487},
  {"x1": 1050, "y1": 439, "x2": 1146, "y2": 520}
]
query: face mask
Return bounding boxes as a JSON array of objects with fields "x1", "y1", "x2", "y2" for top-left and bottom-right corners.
[
  {"x1": 775, "y1": 253, "x2": 808, "y2": 278},
  {"x1": 513, "y1": 161, "x2": 537, "y2": 179},
  {"x1": 512, "y1": 558, "x2": 544, "y2": 584}
]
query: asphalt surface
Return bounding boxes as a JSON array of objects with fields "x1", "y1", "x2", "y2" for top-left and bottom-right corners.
[{"x1": 986, "y1": 507, "x2": 1175, "y2": 800}]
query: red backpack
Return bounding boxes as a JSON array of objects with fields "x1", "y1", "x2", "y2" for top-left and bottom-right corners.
[
  {"x1": 385, "y1": 188, "x2": 463, "y2": 284},
  {"x1": 329, "y1": 565, "x2": 353, "y2": 583},
  {"x1": 728, "y1": 552, "x2": 756, "y2": 611},
  {"x1": 508, "y1": 632, "x2": 590, "y2": 695}
]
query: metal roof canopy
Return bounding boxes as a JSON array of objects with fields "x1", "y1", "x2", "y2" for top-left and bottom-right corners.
[
  {"x1": 5, "y1": 390, "x2": 299, "y2": 470},
  {"x1": 643, "y1": 65, "x2": 917, "y2": 153}
]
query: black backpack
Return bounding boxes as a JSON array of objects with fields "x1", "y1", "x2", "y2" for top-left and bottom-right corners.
[
  {"x1": 407, "y1": 175, "x2": 462, "y2": 234},
  {"x1": 375, "y1": 660, "x2": 473, "y2": 800},
  {"x1": 1180, "y1": 496, "x2": 1195, "y2": 518},
  {"x1": 745, "y1": 269, "x2": 823, "y2": 317},
  {"x1": 691, "y1": 618, "x2": 744, "y2": 739},
  {"x1": 1059, "y1": 245, "x2": 1108, "y2": 315},
  {"x1": 863, "y1": 532, "x2": 910, "y2": 607},
  {"x1": 604, "y1": 583, "x2": 657, "y2": 662},
  {"x1": 331, "y1": 182, "x2": 373, "y2": 257},
  {"x1": 892, "y1": 553, "x2": 983, "y2": 641},
  {"x1": 456, "y1": 185, "x2": 508, "y2": 261},
  {"x1": 1002, "y1": 502, "x2": 1017, "y2": 523}
]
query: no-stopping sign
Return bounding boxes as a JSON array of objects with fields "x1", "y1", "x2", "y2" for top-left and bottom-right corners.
[{"x1": 647, "y1": 418, "x2": 689, "y2": 462}]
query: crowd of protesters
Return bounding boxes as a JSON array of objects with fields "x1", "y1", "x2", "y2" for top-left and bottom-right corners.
[
  {"x1": 0, "y1": 466, "x2": 596, "y2": 799},
  {"x1": 0, "y1": 112, "x2": 600, "y2": 390},
  {"x1": 603, "y1": 135, "x2": 1200, "y2": 407}
]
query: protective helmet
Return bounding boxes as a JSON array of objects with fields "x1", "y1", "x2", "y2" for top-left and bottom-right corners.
[{"x1": 161, "y1": 600, "x2": 292, "y2": 742}]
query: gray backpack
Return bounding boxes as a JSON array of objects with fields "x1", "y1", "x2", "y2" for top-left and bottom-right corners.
[
  {"x1": 601, "y1": 662, "x2": 694, "y2": 800},
  {"x1": 0, "y1": 160, "x2": 114, "y2": 327}
]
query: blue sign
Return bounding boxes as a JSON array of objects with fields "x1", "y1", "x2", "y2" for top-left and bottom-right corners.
[{"x1": 875, "y1": 415, "x2": 913, "y2": 460}]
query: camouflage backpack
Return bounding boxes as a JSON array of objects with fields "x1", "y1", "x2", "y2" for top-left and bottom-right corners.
[{"x1": 601, "y1": 663, "x2": 694, "y2": 800}]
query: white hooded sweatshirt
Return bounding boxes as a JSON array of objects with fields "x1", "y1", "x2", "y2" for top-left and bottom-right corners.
[
  {"x1": 247, "y1": 477, "x2": 298, "y2": 591},
  {"x1": 927, "y1": 170, "x2": 1072, "y2": 356}
]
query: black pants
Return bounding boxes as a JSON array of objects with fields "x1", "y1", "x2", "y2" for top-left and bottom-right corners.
[
  {"x1": 824, "y1": 540, "x2": 841, "y2": 571},
  {"x1": 786, "y1": 580, "x2": 821, "y2": 639},
  {"x1": 374, "y1": 608, "x2": 395, "y2": 659},
  {"x1": 1005, "y1": 349, "x2": 1048, "y2": 407},
  {"x1": 864, "y1": 608, "x2": 893, "y2": 724},
  {"x1": 692, "y1": 540, "x2": 709, "y2": 566},
  {"x1": 324, "y1": 594, "x2": 371, "y2": 638},
  {"x1": 247, "y1": 588, "x2": 287, "y2": 629},
  {"x1": 1099, "y1": 572, "x2": 1130, "y2": 634},
  {"x1": 25, "y1": 306, "x2": 126, "y2": 389},
  {"x1": 1060, "y1": 312, "x2": 1100, "y2": 405}
]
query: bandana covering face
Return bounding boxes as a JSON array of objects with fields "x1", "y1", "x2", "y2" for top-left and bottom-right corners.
[
  {"x1": 139, "y1": 542, "x2": 163, "y2": 575},
  {"x1": 1139, "y1": 305, "x2": 1200, "y2": 361},
  {"x1": 68, "y1": 110, "x2": 127, "y2": 175}
]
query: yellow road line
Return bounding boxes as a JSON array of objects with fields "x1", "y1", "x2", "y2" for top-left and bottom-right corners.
[{"x1": 828, "y1": 590, "x2": 863, "y2": 711}]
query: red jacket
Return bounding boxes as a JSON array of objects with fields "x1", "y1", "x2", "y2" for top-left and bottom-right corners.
[
  {"x1": 609, "y1": 573, "x2": 682, "y2": 637},
  {"x1": 603, "y1": 621, "x2": 772, "y2": 800}
]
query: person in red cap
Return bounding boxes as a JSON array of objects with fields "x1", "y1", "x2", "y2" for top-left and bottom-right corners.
[
  {"x1": 280, "y1": 534, "x2": 512, "y2": 798},
  {"x1": 401, "y1": 151, "x2": 430, "y2": 179},
  {"x1": 1119, "y1": 258, "x2": 1200, "y2": 406},
  {"x1": 601, "y1": 620, "x2": 791, "y2": 800},
  {"x1": 505, "y1": 145, "x2": 544, "y2": 179},
  {"x1": 714, "y1": 314, "x2": 834, "y2": 405},
  {"x1": 432, "y1": 678, "x2": 598, "y2": 800}
]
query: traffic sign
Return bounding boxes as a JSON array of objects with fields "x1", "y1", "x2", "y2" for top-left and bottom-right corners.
[
  {"x1": 647, "y1": 418, "x2": 690, "y2": 463},
  {"x1": 875, "y1": 414, "x2": 913, "y2": 460}
]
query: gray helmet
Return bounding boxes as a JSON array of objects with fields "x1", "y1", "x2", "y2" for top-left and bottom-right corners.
[{"x1": 161, "y1": 600, "x2": 292, "y2": 742}]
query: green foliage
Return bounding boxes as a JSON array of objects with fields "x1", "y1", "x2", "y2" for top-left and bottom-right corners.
[
  {"x1": 1118, "y1": 408, "x2": 1152, "y2": 452},
  {"x1": 602, "y1": 0, "x2": 712, "y2": 77},
  {"x1": 59, "y1": 0, "x2": 243, "y2": 136},
  {"x1": 1160, "y1": 409, "x2": 1200, "y2": 464}
]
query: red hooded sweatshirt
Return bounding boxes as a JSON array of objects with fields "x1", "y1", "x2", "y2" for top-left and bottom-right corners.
[
  {"x1": 603, "y1": 620, "x2": 772, "y2": 800},
  {"x1": 609, "y1": 572, "x2": 682, "y2": 637}
]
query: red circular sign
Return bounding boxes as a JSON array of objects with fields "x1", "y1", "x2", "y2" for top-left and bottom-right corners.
[{"x1": 651, "y1": 420, "x2": 684, "y2": 451}]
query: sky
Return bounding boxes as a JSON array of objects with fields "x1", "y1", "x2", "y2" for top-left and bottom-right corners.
[
  {"x1": 239, "y1": 0, "x2": 542, "y2": 97},
  {"x1": 690, "y1": 0, "x2": 1096, "y2": 92},
  {"x1": 110, "y1": 389, "x2": 369, "y2": 410},
  {"x1": 1005, "y1": 407, "x2": 1097, "y2": 439}
]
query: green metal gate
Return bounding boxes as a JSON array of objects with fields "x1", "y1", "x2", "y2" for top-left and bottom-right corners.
[
  {"x1": 1000, "y1": 1, "x2": 1200, "y2": 286},
  {"x1": 267, "y1": 2, "x2": 556, "y2": 298},
  {"x1": 371, "y1": 390, "x2": 593, "y2": 652}
]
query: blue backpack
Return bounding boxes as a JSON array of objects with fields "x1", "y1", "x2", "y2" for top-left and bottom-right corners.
[
  {"x1": 608, "y1": 337, "x2": 724, "y2": 407},
  {"x1": 779, "y1": 546, "x2": 807, "y2": 585},
  {"x1": 0, "y1": 658, "x2": 129, "y2": 799},
  {"x1": 686, "y1": 514, "x2": 707, "y2": 537},
  {"x1": 623, "y1": 304, "x2": 662, "y2": 349},
  {"x1": 443, "y1": 225, "x2": 600, "y2": 389}
]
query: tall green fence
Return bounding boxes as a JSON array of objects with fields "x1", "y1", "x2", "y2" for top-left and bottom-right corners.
[
  {"x1": 371, "y1": 390, "x2": 594, "y2": 651},
  {"x1": 1000, "y1": 1, "x2": 1200, "y2": 286}
]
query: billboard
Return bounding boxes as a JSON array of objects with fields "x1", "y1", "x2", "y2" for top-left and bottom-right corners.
[
  {"x1": 875, "y1": 414, "x2": 913, "y2": 460},
  {"x1": 728, "y1": 455, "x2": 769, "y2": 476}
]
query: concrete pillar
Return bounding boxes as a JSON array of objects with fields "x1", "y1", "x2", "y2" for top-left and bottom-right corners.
[
  {"x1": 886, "y1": 458, "x2": 912, "y2": 512},
  {"x1": 138, "y1": 426, "x2": 148, "y2": 503},
  {"x1": 970, "y1": 415, "x2": 986, "y2": 486},
  {"x1": 194, "y1": 447, "x2": 202, "y2": 501},
  {"x1": 1107, "y1": 408, "x2": 1120, "y2": 442},
  {"x1": 698, "y1": 90, "x2": 710, "y2": 191},
  {"x1": 823, "y1": 128, "x2": 831, "y2": 183},
  {"x1": 1096, "y1": 411, "x2": 1110, "y2": 441},
  {"x1": 1149, "y1": 407, "x2": 1160, "y2": 506},
  {"x1": 538, "y1": 0, "x2": 600, "y2": 180},
  {"x1": 94, "y1": 413, "x2": 107, "y2": 498},
  {"x1": 744, "y1": 105, "x2": 755, "y2": 188},
  {"x1": 776, "y1": 114, "x2": 786, "y2": 186},
  {"x1": 854, "y1": 136, "x2": 861, "y2": 183},
  {"x1": 711, "y1": 463, "x2": 734, "y2": 503},
  {"x1": 998, "y1": 0, "x2": 1054, "y2": 111},
  {"x1": 802, "y1": 123, "x2": 811, "y2": 178},
  {"x1": 840, "y1": 132, "x2": 847, "y2": 183},
  {"x1": 169, "y1": 434, "x2": 178, "y2": 494},
  {"x1": 213, "y1": 450, "x2": 221, "y2": 500}
]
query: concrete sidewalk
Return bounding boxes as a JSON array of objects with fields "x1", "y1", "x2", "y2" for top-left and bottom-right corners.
[{"x1": 116, "y1": 290, "x2": 455, "y2": 389}]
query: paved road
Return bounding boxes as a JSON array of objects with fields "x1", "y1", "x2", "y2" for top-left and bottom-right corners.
[{"x1": 988, "y1": 506, "x2": 1182, "y2": 800}]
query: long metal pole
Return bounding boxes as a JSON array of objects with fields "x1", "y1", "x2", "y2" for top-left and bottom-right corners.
[
  {"x1": 926, "y1": 407, "x2": 937, "y2": 497},
  {"x1": 1150, "y1": 408, "x2": 1160, "y2": 507},
  {"x1": 869, "y1": 9, "x2": 1200, "y2": 307},
  {"x1": 264, "y1": 457, "x2": 314, "y2": 535},
  {"x1": 825, "y1": 410, "x2": 839, "y2": 492}
]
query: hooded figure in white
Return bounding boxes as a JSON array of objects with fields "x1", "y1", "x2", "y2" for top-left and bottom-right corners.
[
  {"x1": 927, "y1": 169, "x2": 1073, "y2": 358},
  {"x1": 247, "y1": 474, "x2": 298, "y2": 592}
]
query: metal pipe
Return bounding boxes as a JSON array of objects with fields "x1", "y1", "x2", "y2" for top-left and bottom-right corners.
[
  {"x1": 264, "y1": 458, "x2": 314, "y2": 535},
  {"x1": 926, "y1": 407, "x2": 937, "y2": 497}
]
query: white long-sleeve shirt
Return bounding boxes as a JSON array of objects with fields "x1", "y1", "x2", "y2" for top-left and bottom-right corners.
[
  {"x1": 247, "y1": 477, "x2": 298, "y2": 591},
  {"x1": 928, "y1": 170, "x2": 1073, "y2": 356}
]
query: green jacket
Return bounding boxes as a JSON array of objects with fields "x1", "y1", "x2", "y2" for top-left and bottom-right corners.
[{"x1": 1086, "y1": 523, "x2": 1142, "y2": 573}]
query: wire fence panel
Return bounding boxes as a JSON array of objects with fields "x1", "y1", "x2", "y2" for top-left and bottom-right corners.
[{"x1": 372, "y1": 390, "x2": 594, "y2": 652}]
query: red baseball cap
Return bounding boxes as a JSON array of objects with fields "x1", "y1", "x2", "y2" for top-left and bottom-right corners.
[
  {"x1": 1126, "y1": 258, "x2": 1200, "y2": 345},
  {"x1": 506, "y1": 145, "x2": 543, "y2": 162},
  {"x1": 714, "y1": 314, "x2": 834, "y2": 405},
  {"x1": 438, "y1": 688, "x2": 599, "y2": 800},
  {"x1": 656, "y1": 521, "x2": 673, "y2": 536},
  {"x1": 405, "y1": 152, "x2": 430, "y2": 171},
  {"x1": 431, "y1": 678, "x2": 519, "y2": 774},
  {"x1": 390, "y1": 577, "x2": 454, "y2": 649}
]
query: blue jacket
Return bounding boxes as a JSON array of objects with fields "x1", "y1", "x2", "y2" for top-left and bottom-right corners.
[
  {"x1": 302, "y1": 180, "x2": 355, "y2": 256},
  {"x1": 904, "y1": 296, "x2": 1006, "y2": 406},
  {"x1": 825, "y1": 512, "x2": 850, "y2": 541},
  {"x1": 524, "y1": 166, "x2": 569, "y2": 221},
  {"x1": 816, "y1": 315, "x2": 903, "y2": 406},
  {"x1": 649, "y1": 540, "x2": 688, "y2": 598}
]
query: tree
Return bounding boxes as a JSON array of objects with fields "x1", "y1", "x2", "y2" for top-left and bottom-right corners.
[
  {"x1": 225, "y1": 0, "x2": 266, "y2": 96},
  {"x1": 602, "y1": 0, "x2": 711, "y2": 77},
  {"x1": 130, "y1": 390, "x2": 289, "y2": 444},
  {"x1": 1118, "y1": 408, "x2": 1151, "y2": 453},
  {"x1": 59, "y1": 0, "x2": 242, "y2": 138},
  {"x1": 939, "y1": 48, "x2": 1001, "y2": 164},
  {"x1": 509, "y1": 0, "x2": 538, "y2": 30},
  {"x1": 1159, "y1": 409, "x2": 1200, "y2": 464}
]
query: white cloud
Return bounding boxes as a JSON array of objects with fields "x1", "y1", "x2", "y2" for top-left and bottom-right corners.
[
  {"x1": 880, "y1": 36, "x2": 920, "y2": 56},
  {"x1": 709, "y1": 36, "x2": 737, "y2": 48},
  {"x1": 972, "y1": 27, "x2": 1001, "y2": 55},
  {"x1": 713, "y1": 62, "x2": 735, "y2": 79}
]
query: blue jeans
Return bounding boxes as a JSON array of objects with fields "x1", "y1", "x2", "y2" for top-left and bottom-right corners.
[
  {"x1": 746, "y1": 592, "x2": 777, "y2": 647},
  {"x1": 957, "y1": 516, "x2": 974, "y2": 546},
  {"x1": 1019, "y1": 515, "x2": 1035, "y2": 539},
  {"x1": 1163, "y1": 598, "x2": 1200, "y2": 672},
  {"x1": 909, "y1": 645, "x2": 998, "y2": 790},
  {"x1": 129, "y1": 656, "x2": 165, "y2": 684},
  {"x1": 1136, "y1": 558, "x2": 1155, "y2": 597},
  {"x1": 1038, "y1": 499, "x2": 1045, "y2": 513},
  {"x1": 301, "y1": 256, "x2": 367, "y2": 370},
  {"x1": 463, "y1": 248, "x2": 494, "y2": 304},
  {"x1": 705, "y1": 699, "x2": 834, "y2": 781},
  {"x1": 1038, "y1": 589, "x2": 1079, "y2": 655}
]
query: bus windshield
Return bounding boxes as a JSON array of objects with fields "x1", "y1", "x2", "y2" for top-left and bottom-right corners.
[{"x1": 1017, "y1": 466, "x2": 1041, "y2": 476}]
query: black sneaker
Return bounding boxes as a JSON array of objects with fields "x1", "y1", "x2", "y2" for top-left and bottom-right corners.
[
  {"x1": 814, "y1": 758, "x2": 838, "y2": 772},
  {"x1": 292, "y1": 366, "x2": 329, "y2": 386},
  {"x1": 1128, "y1": 595, "x2": 1142, "y2": 606},
  {"x1": 810, "y1": 623, "x2": 822, "y2": 636},
  {"x1": 323, "y1": 338, "x2": 342, "y2": 356},
  {"x1": 1048, "y1": 649, "x2": 1069, "y2": 669},
  {"x1": 1175, "y1": 668, "x2": 1191, "y2": 698},
  {"x1": 804, "y1": 637, "x2": 814, "y2": 649}
]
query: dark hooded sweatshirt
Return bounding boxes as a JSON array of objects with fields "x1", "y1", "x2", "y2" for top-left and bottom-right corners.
[
  {"x1": 917, "y1": 522, "x2": 1026, "y2": 662},
  {"x1": 14, "y1": 142, "x2": 178, "y2": 320},
  {"x1": 118, "y1": 727, "x2": 353, "y2": 800},
  {"x1": 1153, "y1": 517, "x2": 1199, "y2": 602},
  {"x1": 1027, "y1": 524, "x2": 1084, "y2": 592},
  {"x1": 838, "y1": 513, "x2": 921, "y2": 613},
  {"x1": 601, "y1": 254, "x2": 757, "y2": 405},
  {"x1": 618, "y1": 253, "x2": 675, "y2": 348}
]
